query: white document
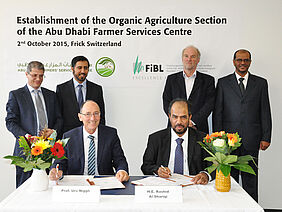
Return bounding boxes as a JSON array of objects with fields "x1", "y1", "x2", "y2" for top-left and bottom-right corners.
[
  {"x1": 91, "y1": 176, "x2": 125, "y2": 190},
  {"x1": 131, "y1": 174, "x2": 194, "y2": 187}
]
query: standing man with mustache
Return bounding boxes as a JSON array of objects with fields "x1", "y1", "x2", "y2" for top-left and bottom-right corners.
[
  {"x1": 56, "y1": 56, "x2": 105, "y2": 136},
  {"x1": 141, "y1": 99, "x2": 212, "y2": 185},
  {"x1": 213, "y1": 49, "x2": 272, "y2": 202}
]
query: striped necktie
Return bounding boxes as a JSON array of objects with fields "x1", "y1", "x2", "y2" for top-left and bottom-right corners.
[
  {"x1": 88, "y1": 135, "x2": 96, "y2": 175},
  {"x1": 77, "y1": 84, "x2": 83, "y2": 109}
]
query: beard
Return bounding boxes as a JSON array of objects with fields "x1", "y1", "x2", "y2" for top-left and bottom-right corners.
[
  {"x1": 172, "y1": 124, "x2": 188, "y2": 136},
  {"x1": 74, "y1": 73, "x2": 87, "y2": 83}
]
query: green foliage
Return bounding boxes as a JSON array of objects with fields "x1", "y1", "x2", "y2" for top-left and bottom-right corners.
[{"x1": 198, "y1": 131, "x2": 256, "y2": 177}]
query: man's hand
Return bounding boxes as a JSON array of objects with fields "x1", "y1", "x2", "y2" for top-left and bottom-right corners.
[
  {"x1": 191, "y1": 172, "x2": 209, "y2": 185},
  {"x1": 49, "y1": 167, "x2": 63, "y2": 181},
  {"x1": 157, "y1": 166, "x2": 171, "y2": 178},
  {"x1": 115, "y1": 170, "x2": 129, "y2": 182},
  {"x1": 40, "y1": 128, "x2": 54, "y2": 138},
  {"x1": 260, "y1": 141, "x2": 270, "y2": 150}
]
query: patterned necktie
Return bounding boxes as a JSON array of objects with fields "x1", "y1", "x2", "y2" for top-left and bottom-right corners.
[
  {"x1": 77, "y1": 84, "x2": 83, "y2": 109},
  {"x1": 239, "y1": 78, "x2": 245, "y2": 95},
  {"x1": 174, "y1": 138, "x2": 184, "y2": 174},
  {"x1": 33, "y1": 89, "x2": 47, "y2": 134},
  {"x1": 88, "y1": 135, "x2": 96, "y2": 175}
]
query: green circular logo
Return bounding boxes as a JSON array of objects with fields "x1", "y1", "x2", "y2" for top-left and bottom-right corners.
[{"x1": 95, "y1": 57, "x2": 115, "y2": 77}]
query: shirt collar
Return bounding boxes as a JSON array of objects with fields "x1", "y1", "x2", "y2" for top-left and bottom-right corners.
[
  {"x1": 183, "y1": 70, "x2": 197, "y2": 79},
  {"x1": 73, "y1": 78, "x2": 87, "y2": 88},
  {"x1": 83, "y1": 126, "x2": 98, "y2": 140},
  {"x1": 171, "y1": 127, "x2": 188, "y2": 142},
  {"x1": 235, "y1": 71, "x2": 249, "y2": 82},
  {"x1": 26, "y1": 84, "x2": 42, "y2": 93}
]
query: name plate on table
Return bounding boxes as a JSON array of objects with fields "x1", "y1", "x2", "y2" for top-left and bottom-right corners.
[
  {"x1": 135, "y1": 186, "x2": 182, "y2": 203},
  {"x1": 52, "y1": 186, "x2": 100, "y2": 202}
]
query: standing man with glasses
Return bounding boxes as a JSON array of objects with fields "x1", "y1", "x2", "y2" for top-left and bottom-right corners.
[
  {"x1": 6, "y1": 61, "x2": 63, "y2": 188},
  {"x1": 56, "y1": 56, "x2": 105, "y2": 136},
  {"x1": 213, "y1": 49, "x2": 272, "y2": 202},
  {"x1": 49, "y1": 100, "x2": 129, "y2": 182}
]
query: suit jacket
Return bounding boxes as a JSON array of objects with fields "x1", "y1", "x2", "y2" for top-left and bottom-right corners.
[
  {"x1": 54, "y1": 125, "x2": 128, "y2": 175},
  {"x1": 162, "y1": 71, "x2": 215, "y2": 133},
  {"x1": 6, "y1": 85, "x2": 63, "y2": 156},
  {"x1": 213, "y1": 73, "x2": 272, "y2": 151},
  {"x1": 56, "y1": 79, "x2": 105, "y2": 134},
  {"x1": 141, "y1": 127, "x2": 209, "y2": 176}
]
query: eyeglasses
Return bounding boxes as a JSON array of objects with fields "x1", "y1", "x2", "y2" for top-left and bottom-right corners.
[
  {"x1": 235, "y1": 59, "x2": 251, "y2": 63},
  {"x1": 80, "y1": 112, "x2": 100, "y2": 118},
  {"x1": 28, "y1": 73, "x2": 45, "y2": 79}
]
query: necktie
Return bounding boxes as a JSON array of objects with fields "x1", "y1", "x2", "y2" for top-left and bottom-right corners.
[
  {"x1": 174, "y1": 138, "x2": 184, "y2": 174},
  {"x1": 88, "y1": 135, "x2": 96, "y2": 175},
  {"x1": 77, "y1": 84, "x2": 83, "y2": 109},
  {"x1": 239, "y1": 78, "x2": 245, "y2": 95},
  {"x1": 33, "y1": 90, "x2": 47, "y2": 134}
]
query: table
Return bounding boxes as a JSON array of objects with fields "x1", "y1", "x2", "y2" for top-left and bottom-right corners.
[{"x1": 0, "y1": 175, "x2": 264, "y2": 212}]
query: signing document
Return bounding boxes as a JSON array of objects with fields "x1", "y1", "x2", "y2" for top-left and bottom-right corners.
[{"x1": 132, "y1": 174, "x2": 194, "y2": 187}]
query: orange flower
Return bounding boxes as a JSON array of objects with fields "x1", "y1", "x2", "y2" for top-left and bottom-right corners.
[
  {"x1": 31, "y1": 146, "x2": 43, "y2": 156},
  {"x1": 227, "y1": 133, "x2": 238, "y2": 146}
]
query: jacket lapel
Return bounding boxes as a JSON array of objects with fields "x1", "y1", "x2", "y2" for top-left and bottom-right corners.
[
  {"x1": 244, "y1": 73, "x2": 257, "y2": 99},
  {"x1": 68, "y1": 79, "x2": 80, "y2": 112},
  {"x1": 189, "y1": 71, "x2": 201, "y2": 99},
  {"x1": 78, "y1": 126, "x2": 85, "y2": 173},
  {"x1": 97, "y1": 125, "x2": 104, "y2": 169},
  {"x1": 23, "y1": 85, "x2": 37, "y2": 133},
  {"x1": 176, "y1": 72, "x2": 187, "y2": 99},
  {"x1": 187, "y1": 128, "x2": 196, "y2": 168},
  {"x1": 162, "y1": 129, "x2": 172, "y2": 166},
  {"x1": 228, "y1": 73, "x2": 242, "y2": 98}
]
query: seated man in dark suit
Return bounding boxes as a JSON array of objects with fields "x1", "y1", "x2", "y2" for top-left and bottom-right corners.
[
  {"x1": 49, "y1": 100, "x2": 129, "y2": 182},
  {"x1": 141, "y1": 98, "x2": 211, "y2": 184}
]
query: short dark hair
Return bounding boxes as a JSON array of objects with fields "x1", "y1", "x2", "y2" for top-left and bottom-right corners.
[
  {"x1": 233, "y1": 49, "x2": 252, "y2": 60},
  {"x1": 71, "y1": 56, "x2": 89, "y2": 68},
  {"x1": 26, "y1": 61, "x2": 45, "y2": 74},
  {"x1": 168, "y1": 98, "x2": 192, "y2": 116}
]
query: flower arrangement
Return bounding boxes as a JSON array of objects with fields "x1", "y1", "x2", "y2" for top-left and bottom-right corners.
[
  {"x1": 4, "y1": 131, "x2": 68, "y2": 172},
  {"x1": 198, "y1": 131, "x2": 256, "y2": 177}
]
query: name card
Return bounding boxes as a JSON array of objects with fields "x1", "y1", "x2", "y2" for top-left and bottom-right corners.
[
  {"x1": 52, "y1": 186, "x2": 100, "y2": 202},
  {"x1": 135, "y1": 186, "x2": 182, "y2": 203}
]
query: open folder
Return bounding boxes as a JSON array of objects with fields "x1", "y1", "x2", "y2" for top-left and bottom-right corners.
[{"x1": 131, "y1": 174, "x2": 194, "y2": 187}]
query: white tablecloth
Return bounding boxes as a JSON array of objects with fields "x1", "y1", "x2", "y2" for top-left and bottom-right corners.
[{"x1": 0, "y1": 175, "x2": 264, "y2": 212}]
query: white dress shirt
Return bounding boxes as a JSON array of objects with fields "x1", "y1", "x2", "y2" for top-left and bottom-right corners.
[
  {"x1": 83, "y1": 127, "x2": 99, "y2": 175},
  {"x1": 168, "y1": 129, "x2": 189, "y2": 175},
  {"x1": 73, "y1": 78, "x2": 87, "y2": 103},
  {"x1": 26, "y1": 84, "x2": 48, "y2": 134},
  {"x1": 183, "y1": 70, "x2": 197, "y2": 100},
  {"x1": 235, "y1": 71, "x2": 249, "y2": 88},
  {"x1": 183, "y1": 70, "x2": 197, "y2": 125}
]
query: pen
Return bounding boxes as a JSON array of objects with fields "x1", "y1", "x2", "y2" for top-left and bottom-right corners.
[
  {"x1": 56, "y1": 164, "x2": 59, "y2": 185},
  {"x1": 161, "y1": 165, "x2": 171, "y2": 176}
]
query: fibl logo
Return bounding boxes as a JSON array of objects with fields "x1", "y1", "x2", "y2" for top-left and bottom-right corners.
[{"x1": 133, "y1": 56, "x2": 164, "y2": 74}]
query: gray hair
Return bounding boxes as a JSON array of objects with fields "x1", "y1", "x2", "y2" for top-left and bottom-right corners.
[
  {"x1": 26, "y1": 61, "x2": 45, "y2": 74},
  {"x1": 182, "y1": 45, "x2": 201, "y2": 59}
]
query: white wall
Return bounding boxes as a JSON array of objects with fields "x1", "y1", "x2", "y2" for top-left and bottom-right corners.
[{"x1": 0, "y1": 0, "x2": 281, "y2": 209}]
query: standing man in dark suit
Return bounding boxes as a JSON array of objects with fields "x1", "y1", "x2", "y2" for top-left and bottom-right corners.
[
  {"x1": 141, "y1": 99, "x2": 211, "y2": 185},
  {"x1": 56, "y1": 56, "x2": 105, "y2": 135},
  {"x1": 213, "y1": 49, "x2": 272, "y2": 202},
  {"x1": 49, "y1": 100, "x2": 129, "y2": 182},
  {"x1": 5, "y1": 61, "x2": 63, "y2": 188},
  {"x1": 162, "y1": 45, "x2": 215, "y2": 133}
]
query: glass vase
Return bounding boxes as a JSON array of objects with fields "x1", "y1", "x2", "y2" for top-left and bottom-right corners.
[{"x1": 215, "y1": 169, "x2": 231, "y2": 192}]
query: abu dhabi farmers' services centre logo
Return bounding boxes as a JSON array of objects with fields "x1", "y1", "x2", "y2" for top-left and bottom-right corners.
[{"x1": 95, "y1": 57, "x2": 115, "y2": 77}]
